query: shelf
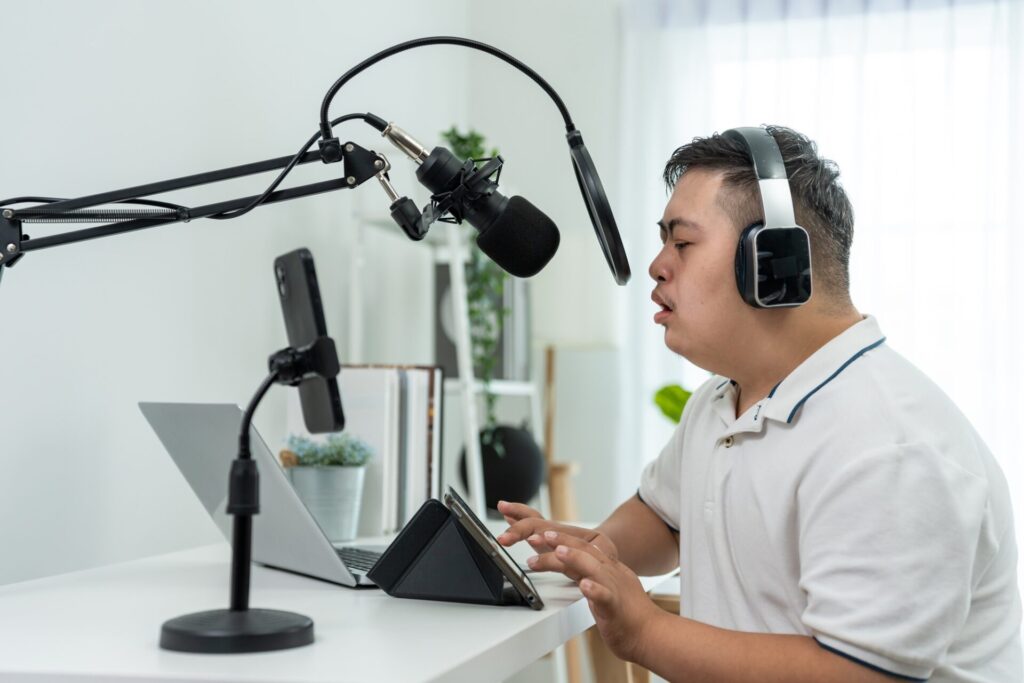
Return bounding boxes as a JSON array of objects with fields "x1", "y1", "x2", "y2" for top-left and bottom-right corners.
[
  {"x1": 443, "y1": 378, "x2": 537, "y2": 396},
  {"x1": 352, "y1": 211, "x2": 539, "y2": 519}
]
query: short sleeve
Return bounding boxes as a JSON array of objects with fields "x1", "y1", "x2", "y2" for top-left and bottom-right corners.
[
  {"x1": 799, "y1": 441, "x2": 989, "y2": 680},
  {"x1": 638, "y1": 413, "x2": 688, "y2": 532}
]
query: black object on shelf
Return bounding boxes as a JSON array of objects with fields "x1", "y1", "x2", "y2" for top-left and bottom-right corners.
[
  {"x1": 458, "y1": 425, "x2": 546, "y2": 511},
  {"x1": 368, "y1": 499, "x2": 529, "y2": 607}
]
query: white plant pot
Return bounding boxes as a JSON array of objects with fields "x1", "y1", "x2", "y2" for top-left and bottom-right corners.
[{"x1": 289, "y1": 466, "x2": 365, "y2": 543}]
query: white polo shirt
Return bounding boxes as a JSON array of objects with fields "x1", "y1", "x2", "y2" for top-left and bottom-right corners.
[{"x1": 639, "y1": 315, "x2": 1022, "y2": 682}]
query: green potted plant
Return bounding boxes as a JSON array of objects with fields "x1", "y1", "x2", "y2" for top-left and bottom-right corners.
[
  {"x1": 654, "y1": 384, "x2": 693, "y2": 423},
  {"x1": 440, "y1": 126, "x2": 508, "y2": 451},
  {"x1": 444, "y1": 127, "x2": 547, "y2": 510},
  {"x1": 280, "y1": 434, "x2": 373, "y2": 542}
]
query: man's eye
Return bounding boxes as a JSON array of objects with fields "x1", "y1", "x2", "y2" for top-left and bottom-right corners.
[{"x1": 674, "y1": 241, "x2": 690, "y2": 251}]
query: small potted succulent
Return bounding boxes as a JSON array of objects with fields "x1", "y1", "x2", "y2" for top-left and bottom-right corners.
[{"x1": 280, "y1": 434, "x2": 373, "y2": 542}]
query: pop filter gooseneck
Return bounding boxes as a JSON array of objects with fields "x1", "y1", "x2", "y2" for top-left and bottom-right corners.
[{"x1": 317, "y1": 36, "x2": 631, "y2": 285}]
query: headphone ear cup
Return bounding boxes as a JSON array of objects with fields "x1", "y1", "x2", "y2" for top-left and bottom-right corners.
[
  {"x1": 734, "y1": 238, "x2": 746, "y2": 296},
  {"x1": 735, "y1": 223, "x2": 760, "y2": 305}
]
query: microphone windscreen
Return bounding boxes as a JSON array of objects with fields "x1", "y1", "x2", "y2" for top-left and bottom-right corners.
[{"x1": 475, "y1": 196, "x2": 560, "y2": 278}]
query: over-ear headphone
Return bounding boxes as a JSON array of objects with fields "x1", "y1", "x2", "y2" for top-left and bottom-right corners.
[{"x1": 722, "y1": 127, "x2": 812, "y2": 308}]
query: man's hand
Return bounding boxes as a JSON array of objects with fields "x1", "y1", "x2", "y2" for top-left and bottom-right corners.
[
  {"x1": 544, "y1": 529, "x2": 664, "y2": 663},
  {"x1": 495, "y1": 500, "x2": 619, "y2": 571}
]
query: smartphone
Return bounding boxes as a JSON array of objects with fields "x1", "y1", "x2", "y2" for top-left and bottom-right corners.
[
  {"x1": 442, "y1": 486, "x2": 544, "y2": 610},
  {"x1": 273, "y1": 248, "x2": 344, "y2": 433}
]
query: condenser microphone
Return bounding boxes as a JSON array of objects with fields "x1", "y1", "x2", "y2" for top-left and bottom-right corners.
[{"x1": 382, "y1": 123, "x2": 560, "y2": 278}]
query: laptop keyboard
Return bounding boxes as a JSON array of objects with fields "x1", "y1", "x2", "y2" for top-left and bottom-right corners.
[{"x1": 336, "y1": 546, "x2": 382, "y2": 573}]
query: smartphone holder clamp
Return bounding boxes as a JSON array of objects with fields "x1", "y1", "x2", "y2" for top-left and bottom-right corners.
[{"x1": 159, "y1": 335, "x2": 341, "y2": 654}]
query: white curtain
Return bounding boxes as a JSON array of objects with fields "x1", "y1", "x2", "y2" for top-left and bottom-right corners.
[{"x1": 616, "y1": 0, "x2": 1024, "y2": 568}]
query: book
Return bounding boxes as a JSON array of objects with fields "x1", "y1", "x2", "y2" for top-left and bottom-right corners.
[
  {"x1": 397, "y1": 366, "x2": 444, "y2": 526},
  {"x1": 285, "y1": 364, "x2": 443, "y2": 537}
]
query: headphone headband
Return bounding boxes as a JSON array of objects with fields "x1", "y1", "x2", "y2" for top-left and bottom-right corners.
[{"x1": 722, "y1": 127, "x2": 796, "y2": 228}]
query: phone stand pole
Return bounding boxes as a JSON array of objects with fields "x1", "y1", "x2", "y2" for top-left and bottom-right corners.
[{"x1": 159, "y1": 337, "x2": 339, "y2": 654}]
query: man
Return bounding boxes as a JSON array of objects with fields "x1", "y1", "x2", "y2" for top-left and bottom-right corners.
[{"x1": 497, "y1": 126, "x2": 1021, "y2": 682}]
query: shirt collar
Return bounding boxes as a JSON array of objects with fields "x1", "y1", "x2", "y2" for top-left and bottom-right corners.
[
  {"x1": 709, "y1": 379, "x2": 772, "y2": 436},
  {"x1": 710, "y1": 315, "x2": 887, "y2": 429},
  {"x1": 760, "y1": 315, "x2": 886, "y2": 424}
]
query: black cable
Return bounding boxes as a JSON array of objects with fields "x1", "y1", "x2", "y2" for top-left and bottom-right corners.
[
  {"x1": 208, "y1": 112, "x2": 371, "y2": 221},
  {"x1": 0, "y1": 196, "x2": 74, "y2": 207},
  {"x1": 0, "y1": 195, "x2": 188, "y2": 213},
  {"x1": 114, "y1": 198, "x2": 186, "y2": 212},
  {"x1": 318, "y1": 37, "x2": 575, "y2": 142},
  {"x1": 2, "y1": 113, "x2": 377, "y2": 224}
]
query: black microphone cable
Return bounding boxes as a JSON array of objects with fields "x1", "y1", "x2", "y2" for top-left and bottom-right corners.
[
  {"x1": 318, "y1": 36, "x2": 577, "y2": 149},
  {"x1": 208, "y1": 112, "x2": 387, "y2": 221}
]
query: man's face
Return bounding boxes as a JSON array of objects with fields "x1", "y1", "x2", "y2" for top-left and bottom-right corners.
[{"x1": 649, "y1": 169, "x2": 754, "y2": 371}]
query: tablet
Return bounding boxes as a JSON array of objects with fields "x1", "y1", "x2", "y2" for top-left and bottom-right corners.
[{"x1": 442, "y1": 487, "x2": 544, "y2": 610}]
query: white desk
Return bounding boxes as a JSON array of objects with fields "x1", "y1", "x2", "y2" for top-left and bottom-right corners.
[{"x1": 0, "y1": 542, "x2": 672, "y2": 683}]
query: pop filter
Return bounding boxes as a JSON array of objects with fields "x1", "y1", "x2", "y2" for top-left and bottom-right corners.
[
  {"x1": 567, "y1": 130, "x2": 630, "y2": 285},
  {"x1": 318, "y1": 37, "x2": 632, "y2": 286}
]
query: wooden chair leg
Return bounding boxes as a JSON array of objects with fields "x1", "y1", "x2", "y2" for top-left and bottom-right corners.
[
  {"x1": 586, "y1": 626, "x2": 632, "y2": 683},
  {"x1": 585, "y1": 627, "x2": 653, "y2": 683},
  {"x1": 627, "y1": 662, "x2": 651, "y2": 683},
  {"x1": 565, "y1": 635, "x2": 584, "y2": 683}
]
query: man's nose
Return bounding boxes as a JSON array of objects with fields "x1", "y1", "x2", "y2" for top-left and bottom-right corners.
[{"x1": 648, "y1": 249, "x2": 670, "y2": 282}]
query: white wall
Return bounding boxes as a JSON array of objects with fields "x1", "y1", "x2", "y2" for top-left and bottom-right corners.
[{"x1": 0, "y1": 0, "x2": 471, "y2": 585}]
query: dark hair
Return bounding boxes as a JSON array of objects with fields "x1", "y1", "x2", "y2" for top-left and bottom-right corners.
[{"x1": 663, "y1": 125, "x2": 854, "y2": 303}]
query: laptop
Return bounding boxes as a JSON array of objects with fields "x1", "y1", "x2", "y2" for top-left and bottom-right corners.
[{"x1": 139, "y1": 401, "x2": 384, "y2": 588}]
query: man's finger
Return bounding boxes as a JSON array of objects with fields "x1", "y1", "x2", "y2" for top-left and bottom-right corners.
[
  {"x1": 543, "y1": 530, "x2": 609, "y2": 564},
  {"x1": 580, "y1": 579, "x2": 616, "y2": 621},
  {"x1": 497, "y1": 519, "x2": 549, "y2": 546},
  {"x1": 496, "y1": 500, "x2": 542, "y2": 520},
  {"x1": 526, "y1": 552, "x2": 584, "y2": 582},
  {"x1": 526, "y1": 534, "x2": 556, "y2": 554},
  {"x1": 580, "y1": 578, "x2": 613, "y2": 605},
  {"x1": 554, "y1": 543, "x2": 606, "y2": 580},
  {"x1": 499, "y1": 519, "x2": 573, "y2": 545}
]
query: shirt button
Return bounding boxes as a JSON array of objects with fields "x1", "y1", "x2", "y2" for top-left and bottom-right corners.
[{"x1": 722, "y1": 436, "x2": 735, "y2": 448}]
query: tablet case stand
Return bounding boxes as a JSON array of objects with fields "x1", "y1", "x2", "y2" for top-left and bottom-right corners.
[{"x1": 366, "y1": 499, "x2": 526, "y2": 607}]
